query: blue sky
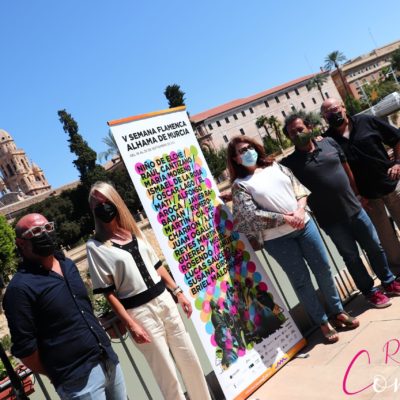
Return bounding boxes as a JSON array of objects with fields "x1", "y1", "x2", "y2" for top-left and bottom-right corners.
[{"x1": 1, "y1": 0, "x2": 399, "y2": 188}]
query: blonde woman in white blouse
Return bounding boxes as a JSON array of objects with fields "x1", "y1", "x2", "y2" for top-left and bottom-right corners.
[{"x1": 86, "y1": 181, "x2": 211, "y2": 400}]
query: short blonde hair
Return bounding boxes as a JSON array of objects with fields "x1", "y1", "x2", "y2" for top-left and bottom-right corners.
[{"x1": 89, "y1": 181, "x2": 142, "y2": 241}]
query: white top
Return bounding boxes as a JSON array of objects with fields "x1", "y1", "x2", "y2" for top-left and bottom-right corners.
[
  {"x1": 235, "y1": 163, "x2": 310, "y2": 241},
  {"x1": 86, "y1": 236, "x2": 161, "y2": 300}
]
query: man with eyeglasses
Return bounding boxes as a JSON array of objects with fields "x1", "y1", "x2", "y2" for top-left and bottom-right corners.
[
  {"x1": 3, "y1": 213, "x2": 127, "y2": 399},
  {"x1": 282, "y1": 113, "x2": 400, "y2": 308},
  {"x1": 321, "y1": 98, "x2": 400, "y2": 272}
]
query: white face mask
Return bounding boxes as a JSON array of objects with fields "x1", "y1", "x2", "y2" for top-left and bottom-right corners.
[{"x1": 241, "y1": 149, "x2": 258, "y2": 167}]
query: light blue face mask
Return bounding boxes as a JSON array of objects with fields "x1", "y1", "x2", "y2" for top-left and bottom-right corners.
[{"x1": 241, "y1": 149, "x2": 258, "y2": 167}]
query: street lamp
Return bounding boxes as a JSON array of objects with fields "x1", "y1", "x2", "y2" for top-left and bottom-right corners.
[
  {"x1": 386, "y1": 63, "x2": 399, "y2": 86},
  {"x1": 356, "y1": 80, "x2": 372, "y2": 107}
]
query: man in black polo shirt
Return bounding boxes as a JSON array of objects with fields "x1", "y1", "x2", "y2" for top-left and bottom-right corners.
[
  {"x1": 321, "y1": 97, "x2": 400, "y2": 270},
  {"x1": 282, "y1": 113, "x2": 400, "y2": 308},
  {"x1": 3, "y1": 213, "x2": 127, "y2": 399}
]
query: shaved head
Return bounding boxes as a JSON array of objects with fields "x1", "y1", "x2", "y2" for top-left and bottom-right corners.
[
  {"x1": 15, "y1": 213, "x2": 48, "y2": 238},
  {"x1": 321, "y1": 97, "x2": 343, "y2": 114}
]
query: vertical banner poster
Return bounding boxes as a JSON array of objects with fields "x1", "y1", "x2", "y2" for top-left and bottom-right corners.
[{"x1": 108, "y1": 107, "x2": 306, "y2": 400}]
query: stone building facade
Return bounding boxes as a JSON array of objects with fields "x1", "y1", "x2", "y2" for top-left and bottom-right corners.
[
  {"x1": 331, "y1": 39, "x2": 400, "y2": 100},
  {"x1": 191, "y1": 73, "x2": 341, "y2": 149},
  {"x1": 0, "y1": 129, "x2": 50, "y2": 205}
]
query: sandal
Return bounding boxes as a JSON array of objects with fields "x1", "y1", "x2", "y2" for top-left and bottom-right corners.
[
  {"x1": 332, "y1": 311, "x2": 360, "y2": 330},
  {"x1": 320, "y1": 323, "x2": 339, "y2": 344}
]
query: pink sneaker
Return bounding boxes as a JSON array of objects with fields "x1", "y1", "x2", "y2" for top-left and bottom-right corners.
[
  {"x1": 384, "y1": 280, "x2": 400, "y2": 296},
  {"x1": 366, "y1": 290, "x2": 392, "y2": 308}
]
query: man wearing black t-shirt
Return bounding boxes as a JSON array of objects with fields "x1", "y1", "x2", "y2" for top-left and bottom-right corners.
[
  {"x1": 321, "y1": 98, "x2": 400, "y2": 270},
  {"x1": 282, "y1": 114, "x2": 400, "y2": 308}
]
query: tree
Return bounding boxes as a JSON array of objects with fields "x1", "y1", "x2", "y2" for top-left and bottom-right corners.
[
  {"x1": 305, "y1": 111, "x2": 323, "y2": 129},
  {"x1": 391, "y1": 48, "x2": 400, "y2": 72},
  {"x1": 107, "y1": 166, "x2": 142, "y2": 215},
  {"x1": 324, "y1": 51, "x2": 351, "y2": 97},
  {"x1": 58, "y1": 109, "x2": 107, "y2": 188},
  {"x1": 164, "y1": 84, "x2": 186, "y2": 108},
  {"x1": 0, "y1": 215, "x2": 17, "y2": 285},
  {"x1": 363, "y1": 79, "x2": 399, "y2": 105},
  {"x1": 20, "y1": 189, "x2": 85, "y2": 247},
  {"x1": 344, "y1": 95, "x2": 364, "y2": 116},
  {"x1": 266, "y1": 116, "x2": 285, "y2": 149},
  {"x1": 255, "y1": 115, "x2": 272, "y2": 139},
  {"x1": 307, "y1": 74, "x2": 328, "y2": 101},
  {"x1": 263, "y1": 136, "x2": 280, "y2": 155},
  {"x1": 98, "y1": 131, "x2": 119, "y2": 162},
  {"x1": 202, "y1": 147, "x2": 227, "y2": 181}
]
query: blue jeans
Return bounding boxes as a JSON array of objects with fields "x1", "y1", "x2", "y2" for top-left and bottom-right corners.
[
  {"x1": 56, "y1": 360, "x2": 126, "y2": 400},
  {"x1": 264, "y1": 219, "x2": 343, "y2": 325},
  {"x1": 323, "y1": 208, "x2": 395, "y2": 296}
]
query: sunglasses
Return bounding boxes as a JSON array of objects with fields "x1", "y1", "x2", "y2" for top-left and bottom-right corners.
[
  {"x1": 21, "y1": 221, "x2": 55, "y2": 239},
  {"x1": 237, "y1": 145, "x2": 255, "y2": 155},
  {"x1": 322, "y1": 105, "x2": 342, "y2": 116}
]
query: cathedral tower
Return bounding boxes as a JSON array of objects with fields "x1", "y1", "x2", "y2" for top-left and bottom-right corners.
[{"x1": 0, "y1": 129, "x2": 51, "y2": 196}]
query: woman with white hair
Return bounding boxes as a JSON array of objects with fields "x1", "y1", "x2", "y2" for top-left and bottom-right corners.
[{"x1": 86, "y1": 181, "x2": 211, "y2": 400}]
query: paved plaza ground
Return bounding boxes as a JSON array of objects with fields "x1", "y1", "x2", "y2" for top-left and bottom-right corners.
[{"x1": 250, "y1": 286, "x2": 400, "y2": 400}]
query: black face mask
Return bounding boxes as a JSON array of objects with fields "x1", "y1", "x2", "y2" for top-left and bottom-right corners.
[
  {"x1": 327, "y1": 111, "x2": 345, "y2": 128},
  {"x1": 94, "y1": 202, "x2": 117, "y2": 223},
  {"x1": 30, "y1": 231, "x2": 56, "y2": 257},
  {"x1": 292, "y1": 131, "x2": 314, "y2": 147}
]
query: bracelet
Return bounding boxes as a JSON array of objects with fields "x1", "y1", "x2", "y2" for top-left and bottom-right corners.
[{"x1": 172, "y1": 286, "x2": 183, "y2": 296}]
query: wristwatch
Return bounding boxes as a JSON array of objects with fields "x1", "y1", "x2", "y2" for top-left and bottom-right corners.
[{"x1": 172, "y1": 286, "x2": 183, "y2": 296}]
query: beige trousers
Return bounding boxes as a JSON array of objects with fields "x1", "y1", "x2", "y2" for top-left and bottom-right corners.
[
  {"x1": 127, "y1": 290, "x2": 211, "y2": 400},
  {"x1": 367, "y1": 181, "x2": 400, "y2": 268}
]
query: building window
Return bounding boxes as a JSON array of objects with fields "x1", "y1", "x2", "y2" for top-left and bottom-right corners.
[
  {"x1": 325, "y1": 92, "x2": 329, "y2": 98},
  {"x1": 241, "y1": 110, "x2": 246, "y2": 117},
  {"x1": 275, "y1": 96, "x2": 280, "y2": 104},
  {"x1": 312, "y1": 97, "x2": 317, "y2": 104},
  {"x1": 285, "y1": 92, "x2": 290, "y2": 99},
  {"x1": 295, "y1": 88, "x2": 300, "y2": 95},
  {"x1": 301, "y1": 102, "x2": 306, "y2": 109},
  {"x1": 240, "y1": 128, "x2": 245, "y2": 135},
  {"x1": 223, "y1": 135, "x2": 228, "y2": 143},
  {"x1": 264, "y1": 100, "x2": 269, "y2": 108},
  {"x1": 291, "y1": 105, "x2": 296, "y2": 112},
  {"x1": 207, "y1": 124, "x2": 213, "y2": 130},
  {"x1": 249, "y1": 107, "x2": 254, "y2": 114},
  {"x1": 6, "y1": 164, "x2": 13, "y2": 176},
  {"x1": 233, "y1": 114, "x2": 238, "y2": 120},
  {"x1": 225, "y1": 117, "x2": 230, "y2": 123},
  {"x1": 281, "y1": 110, "x2": 286, "y2": 117},
  {"x1": 216, "y1": 121, "x2": 221, "y2": 127}
]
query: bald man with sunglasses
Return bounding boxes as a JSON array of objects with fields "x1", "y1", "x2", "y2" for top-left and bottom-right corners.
[{"x1": 3, "y1": 213, "x2": 127, "y2": 400}]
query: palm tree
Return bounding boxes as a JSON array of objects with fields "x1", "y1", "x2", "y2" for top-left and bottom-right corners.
[
  {"x1": 307, "y1": 73, "x2": 328, "y2": 101},
  {"x1": 266, "y1": 116, "x2": 284, "y2": 150},
  {"x1": 305, "y1": 111, "x2": 322, "y2": 130},
  {"x1": 98, "y1": 131, "x2": 119, "y2": 162},
  {"x1": 324, "y1": 50, "x2": 351, "y2": 97},
  {"x1": 255, "y1": 115, "x2": 272, "y2": 139}
]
